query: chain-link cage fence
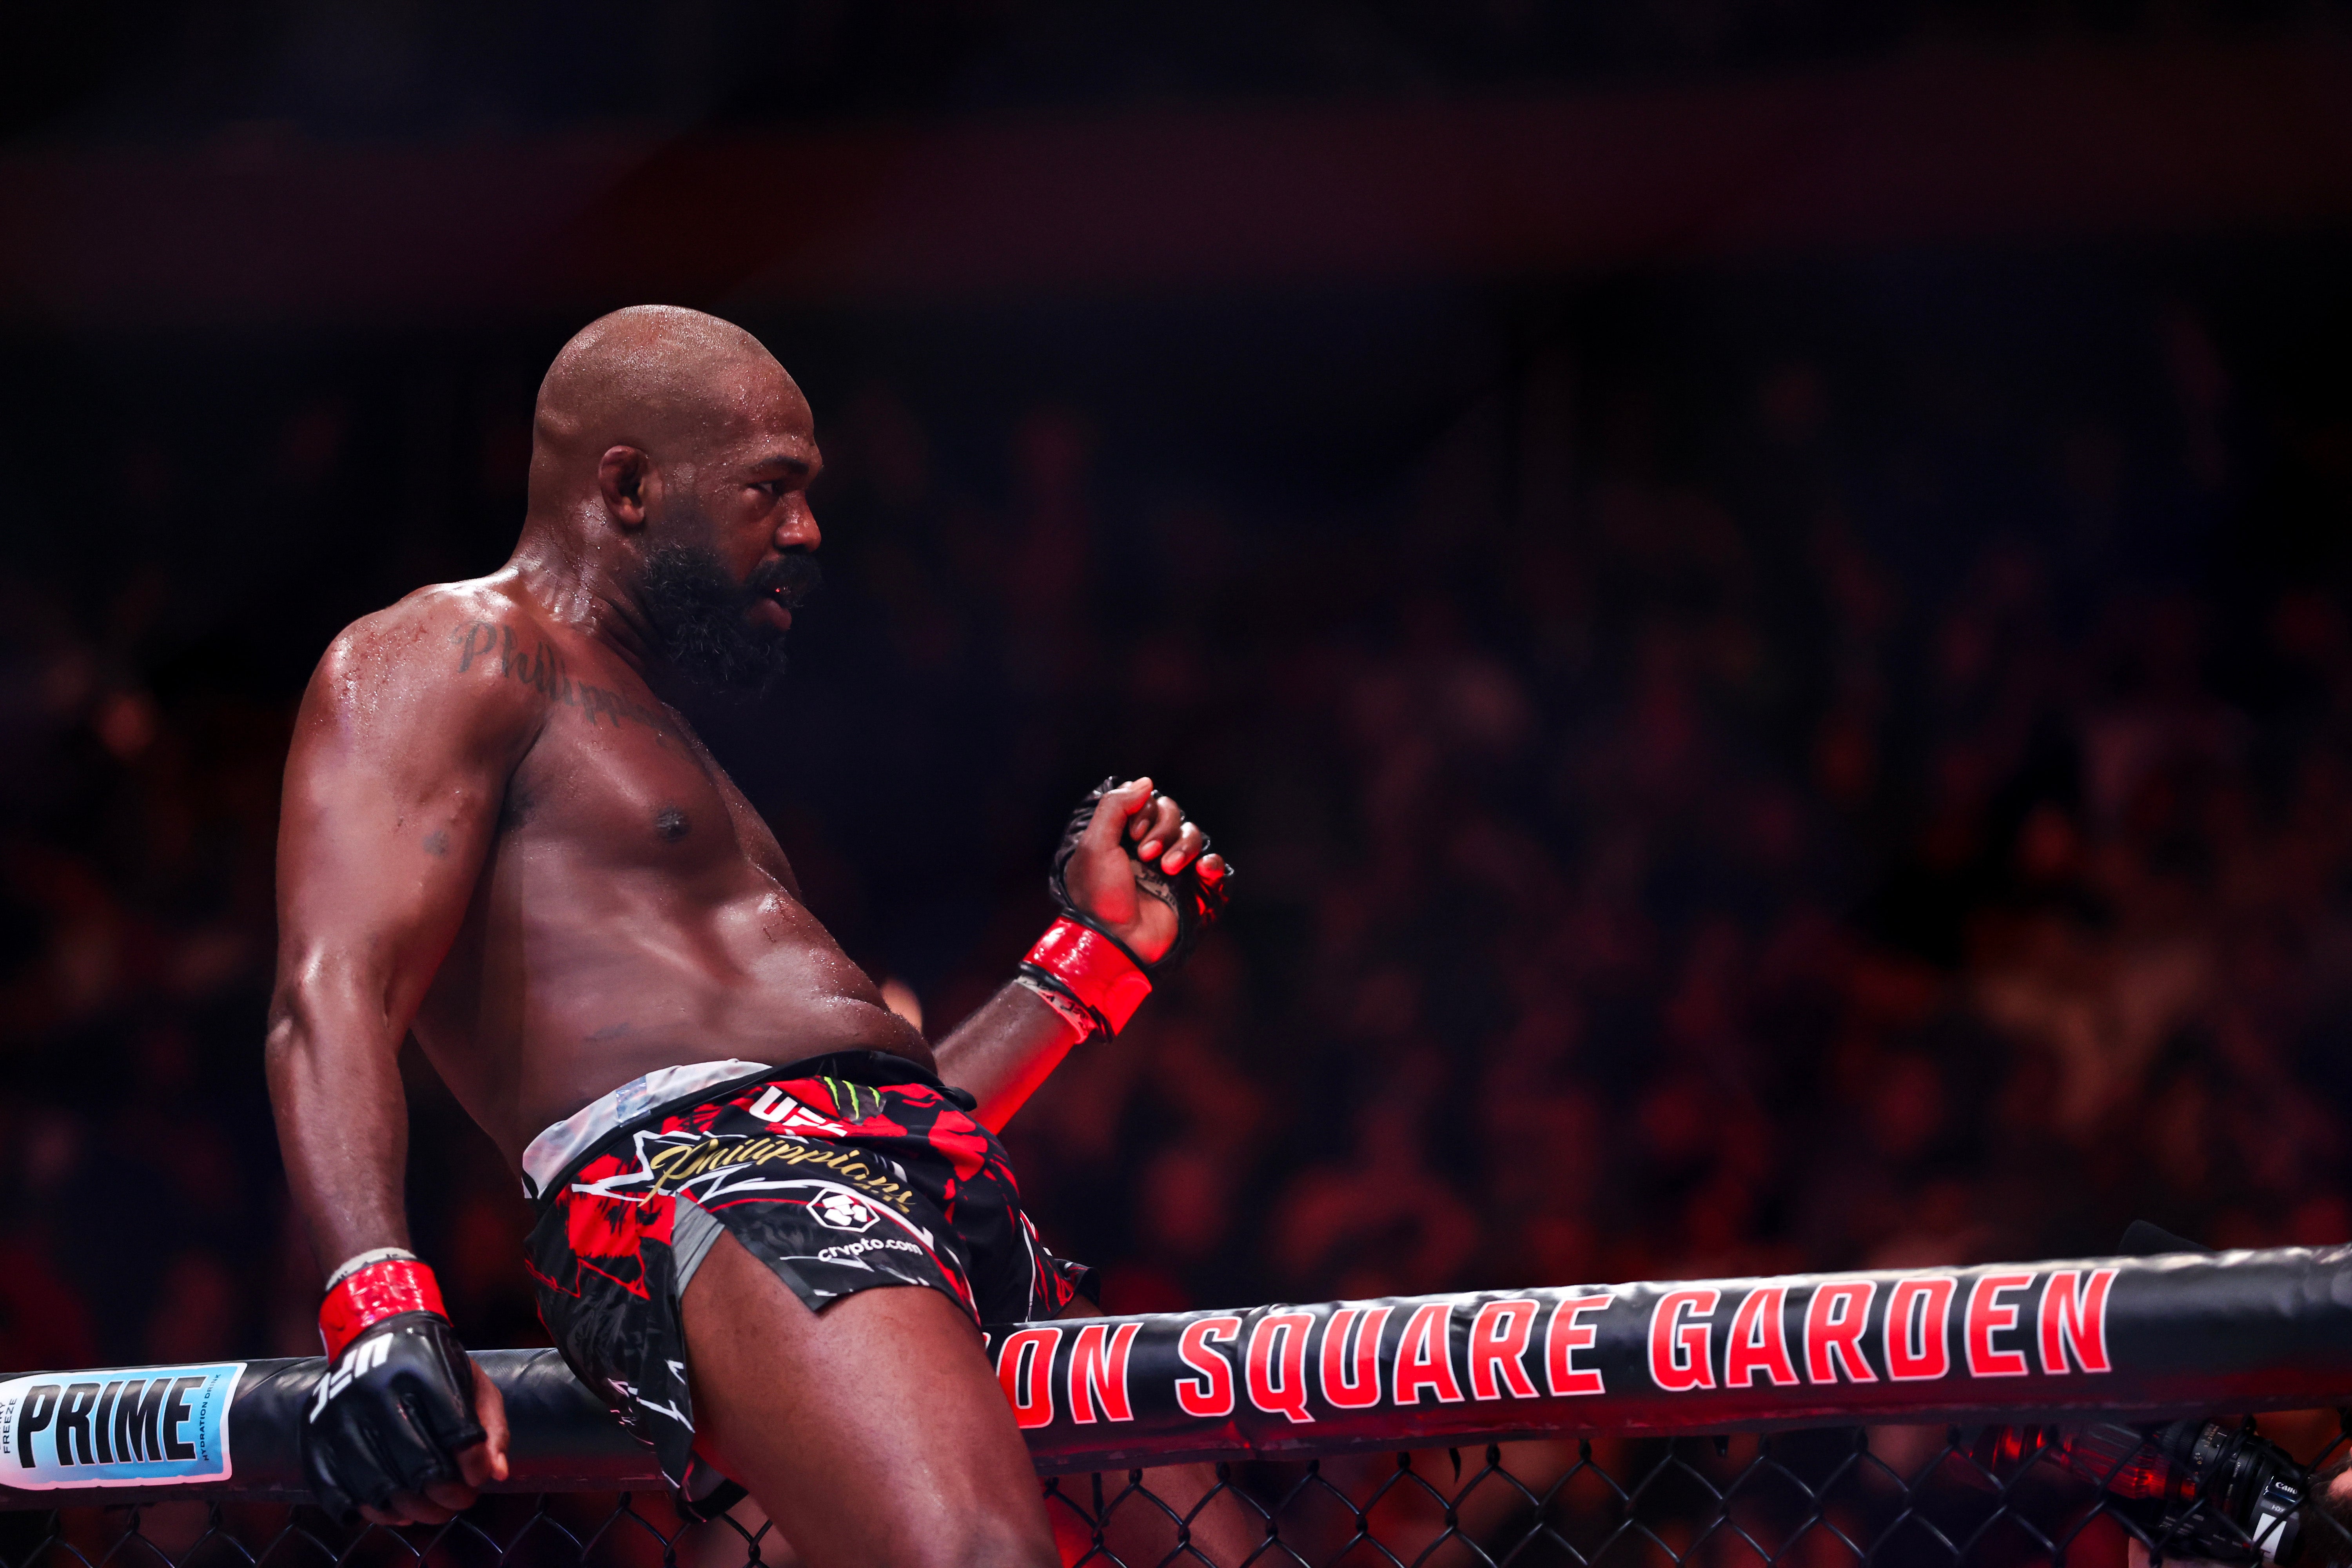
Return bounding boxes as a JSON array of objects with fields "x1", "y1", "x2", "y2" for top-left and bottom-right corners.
[
  {"x1": 11, "y1": 1253, "x2": 2352, "y2": 1568},
  {"x1": 5, "y1": 1417, "x2": 2349, "y2": 1568}
]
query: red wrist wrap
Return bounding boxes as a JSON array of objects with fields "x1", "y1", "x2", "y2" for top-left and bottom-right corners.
[
  {"x1": 319, "y1": 1257, "x2": 448, "y2": 1361},
  {"x1": 1023, "y1": 918, "x2": 1152, "y2": 1036}
]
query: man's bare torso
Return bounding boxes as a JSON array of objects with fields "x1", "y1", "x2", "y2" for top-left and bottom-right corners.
[{"x1": 399, "y1": 577, "x2": 928, "y2": 1163}]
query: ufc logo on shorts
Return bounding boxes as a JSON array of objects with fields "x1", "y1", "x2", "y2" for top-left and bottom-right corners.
[
  {"x1": 746, "y1": 1087, "x2": 849, "y2": 1137},
  {"x1": 309, "y1": 1332, "x2": 394, "y2": 1422}
]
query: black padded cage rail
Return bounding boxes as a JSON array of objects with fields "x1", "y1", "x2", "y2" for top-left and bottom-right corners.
[{"x1": 5, "y1": 1247, "x2": 2352, "y2": 1566}]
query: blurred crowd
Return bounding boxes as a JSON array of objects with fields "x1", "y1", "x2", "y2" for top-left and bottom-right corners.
[
  {"x1": 17, "y1": 0, "x2": 2317, "y2": 144},
  {"x1": 981, "y1": 293, "x2": 2352, "y2": 1319},
  {"x1": 2, "y1": 261, "x2": 2349, "y2": 1373}
]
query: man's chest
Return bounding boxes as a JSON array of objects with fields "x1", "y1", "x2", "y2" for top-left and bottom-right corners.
[{"x1": 477, "y1": 632, "x2": 790, "y2": 882}]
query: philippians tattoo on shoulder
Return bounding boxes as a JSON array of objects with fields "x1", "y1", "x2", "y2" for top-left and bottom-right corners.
[{"x1": 455, "y1": 621, "x2": 670, "y2": 739}]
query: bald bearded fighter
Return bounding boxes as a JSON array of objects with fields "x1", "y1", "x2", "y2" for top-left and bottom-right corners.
[{"x1": 266, "y1": 306, "x2": 1238, "y2": 1567}]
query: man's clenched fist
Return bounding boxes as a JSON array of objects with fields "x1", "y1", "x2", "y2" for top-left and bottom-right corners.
[{"x1": 1052, "y1": 777, "x2": 1229, "y2": 969}]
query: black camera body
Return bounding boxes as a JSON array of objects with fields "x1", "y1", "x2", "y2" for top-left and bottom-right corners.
[{"x1": 1971, "y1": 1419, "x2": 2308, "y2": 1565}]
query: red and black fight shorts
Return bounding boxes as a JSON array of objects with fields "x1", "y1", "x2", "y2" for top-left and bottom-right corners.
[{"x1": 523, "y1": 1050, "x2": 1091, "y2": 1493}]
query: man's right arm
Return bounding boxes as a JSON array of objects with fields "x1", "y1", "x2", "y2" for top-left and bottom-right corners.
[{"x1": 266, "y1": 595, "x2": 539, "y2": 1520}]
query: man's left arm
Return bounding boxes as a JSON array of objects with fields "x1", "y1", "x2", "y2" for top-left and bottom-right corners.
[{"x1": 932, "y1": 777, "x2": 1227, "y2": 1131}]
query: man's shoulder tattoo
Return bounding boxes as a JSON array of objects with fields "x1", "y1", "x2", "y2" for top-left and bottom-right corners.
[{"x1": 454, "y1": 620, "x2": 670, "y2": 741}]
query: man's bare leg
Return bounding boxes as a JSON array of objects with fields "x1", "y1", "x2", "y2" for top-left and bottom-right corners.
[{"x1": 682, "y1": 1232, "x2": 1059, "y2": 1568}]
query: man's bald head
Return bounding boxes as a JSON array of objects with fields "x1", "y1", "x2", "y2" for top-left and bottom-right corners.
[
  {"x1": 527, "y1": 305, "x2": 806, "y2": 520},
  {"x1": 513, "y1": 306, "x2": 824, "y2": 697}
]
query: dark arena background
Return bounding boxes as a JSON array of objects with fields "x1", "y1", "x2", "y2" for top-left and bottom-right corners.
[{"x1": 7, "y1": 4, "x2": 2352, "y2": 1565}]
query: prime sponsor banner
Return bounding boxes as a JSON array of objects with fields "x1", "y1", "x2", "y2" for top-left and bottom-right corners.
[
  {"x1": 984, "y1": 1247, "x2": 2352, "y2": 1472},
  {"x1": 0, "y1": 1350, "x2": 661, "y2": 1505},
  {"x1": 0, "y1": 1363, "x2": 242, "y2": 1490}
]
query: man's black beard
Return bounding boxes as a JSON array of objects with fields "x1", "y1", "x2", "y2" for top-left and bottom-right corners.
[{"x1": 638, "y1": 546, "x2": 822, "y2": 699}]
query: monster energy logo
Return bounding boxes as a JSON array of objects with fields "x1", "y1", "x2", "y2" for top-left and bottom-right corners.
[{"x1": 813, "y1": 1077, "x2": 883, "y2": 1122}]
